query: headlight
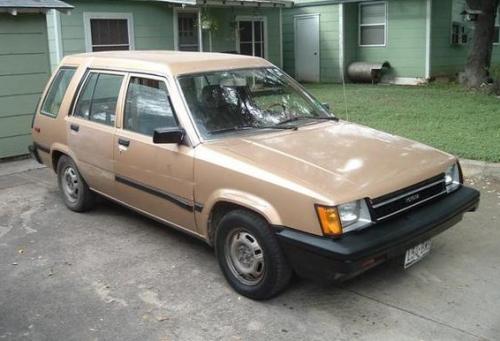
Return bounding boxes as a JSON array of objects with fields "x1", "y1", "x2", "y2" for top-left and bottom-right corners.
[
  {"x1": 445, "y1": 163, "x2": 461, "y2": 193},
  {"x1": 316, "y1": 199, "x2": 372, "y2": 237}
]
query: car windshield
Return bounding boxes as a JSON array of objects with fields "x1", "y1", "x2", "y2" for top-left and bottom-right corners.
[{"x1": 177, "y1": 67, "x2": 335, "y2": 139}]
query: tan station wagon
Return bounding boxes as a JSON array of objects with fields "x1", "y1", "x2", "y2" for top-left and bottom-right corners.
[{"x1": 31, "y1": 51, "x2": 480, "y2": 300}]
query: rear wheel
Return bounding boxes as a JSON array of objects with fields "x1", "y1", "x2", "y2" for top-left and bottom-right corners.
[
  {"x1": 215, "y1": 209, "x2": 292, "y2": 300},
  {"x1": 57, "y1": 155, "x2": 94, "y2": 212}
]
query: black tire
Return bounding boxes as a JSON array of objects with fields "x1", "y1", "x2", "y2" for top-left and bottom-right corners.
[
  {"x1": 57, "y1": 155, "x2": 95, "y2": 212},
  {"x1": 215, "y1": 209, "x2": 292, "y2": 300}
]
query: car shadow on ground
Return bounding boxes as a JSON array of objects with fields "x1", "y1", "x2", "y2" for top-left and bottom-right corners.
[{"x1": 92, "y1": 193, "x2": 411, "y2": 300}]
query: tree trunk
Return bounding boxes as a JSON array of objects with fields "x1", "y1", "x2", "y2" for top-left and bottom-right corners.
[{"x1": 463, "y1": 0, "x2": 499, "y2": 88}]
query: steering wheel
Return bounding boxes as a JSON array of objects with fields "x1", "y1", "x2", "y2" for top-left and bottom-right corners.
[{"x1": 265, "y1": 102, "x2": 286, "y2": 113}]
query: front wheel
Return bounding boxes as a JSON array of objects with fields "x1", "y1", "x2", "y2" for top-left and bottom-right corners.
[{"x1": 215, "y1": 210, "x2": 292, "y2": 300}]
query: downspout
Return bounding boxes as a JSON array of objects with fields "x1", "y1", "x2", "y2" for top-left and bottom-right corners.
[{"x1": 425, "y1": 0, "x2": 432, "y2": 79}]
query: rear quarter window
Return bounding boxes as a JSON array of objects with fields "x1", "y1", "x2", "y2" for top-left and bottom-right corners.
[{"x1": 41, "y1": 67, "x2": 77, "y2": 118}]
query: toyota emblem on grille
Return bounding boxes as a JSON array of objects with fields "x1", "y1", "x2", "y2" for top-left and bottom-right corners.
[{"x1": 405, "y1": 194, "x2": 420, "y2": 204}]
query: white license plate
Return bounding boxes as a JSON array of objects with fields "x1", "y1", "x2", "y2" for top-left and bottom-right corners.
[{"x1": 404, "y1": 240, "x2": 432, "y2": 269}]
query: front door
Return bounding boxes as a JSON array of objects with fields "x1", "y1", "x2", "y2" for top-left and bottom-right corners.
[
  {"x1": 113, "y1": 74, "x2": 197, "y2": 232},
  {"x1": 177, "y1": 12, "x2": 200, "y2": 51},
  {"x1": 67, "y1": 70, "x2": 126, "y2": 196},
  {"x1": 294, "y1": 14, "x2": 320, "y2": 82}
]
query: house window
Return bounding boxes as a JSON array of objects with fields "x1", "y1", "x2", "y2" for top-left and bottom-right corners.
[
  {"x1": 84, "y1": 13, "x2": 134, "y2": 52},
  {"x1": 359, "y1": 2, "x2": 387, "y2": 46},
  {"x1": 237, "y1": 18, "x2": 266, "y2": 58},
  {"x1": 177, "y1": 12, "x2": 200, "y2": 51},
  {"x1": 451, "y1": 22, "x2": 468, "y2": 45}
]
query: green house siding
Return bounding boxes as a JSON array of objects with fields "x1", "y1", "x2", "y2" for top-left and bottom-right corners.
[
  {"x1": 199, "y1": 7, "x2": 282, "y2": 67},
  {"x1": 47, "y1": 1, "x2": 282, "y2": 70},
  {"x1": 431, "y1": 0, "x2": 500, "y2": 76},
  {"x1": 282, "y1": 4, "x2": 342, "y2": 82},
  {"x1": 430, "y1": 0, "x2": 468, "y2": 76},
  {"x1": 350, "y1": 0, "x2": 427, "y2": 79},
  {"x1": 0, "y1": 14, "x2": 51, "y2": 158},
  {"x1": 55, "y1": 0, "x2": 174, "y2": 60}
]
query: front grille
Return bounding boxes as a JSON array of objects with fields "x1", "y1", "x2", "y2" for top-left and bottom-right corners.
[{"x1": 370, "y1": 174, "x2": 446, "y2": 221}]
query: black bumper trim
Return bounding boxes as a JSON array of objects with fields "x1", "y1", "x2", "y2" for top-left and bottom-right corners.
[
  {"x1": 28, "y1": 142, "x2": 48, "y2": 164},
  {"x1": 275, "y1": 186, "x2": 480, "y2": 282}
]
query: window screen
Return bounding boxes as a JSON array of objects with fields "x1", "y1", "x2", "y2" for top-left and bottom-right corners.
[
  {"x1": 41, "y1": 68, "x2": 76, "y2": 117},
  {"x1": 90, "y1": 19, "x2": 130, "y2": 52},
  {"x1": 124, "y1": 77, "x2": 177, "y2": 136},
  {"x1": 73, "y1": 72, "x2": 124, "y2": 127},
  {"x1": 359, "y1": 3, "x2": 386, "y2": 46}
]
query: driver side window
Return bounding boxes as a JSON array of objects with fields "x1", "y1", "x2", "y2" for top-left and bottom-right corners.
[{"x1": 124, "y1": 76, "x2": 178, "y2": 136}]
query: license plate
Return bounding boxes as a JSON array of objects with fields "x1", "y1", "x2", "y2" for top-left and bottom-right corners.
[{"x1": 404, "y1": 240, "x2": 432, "y2": 269}]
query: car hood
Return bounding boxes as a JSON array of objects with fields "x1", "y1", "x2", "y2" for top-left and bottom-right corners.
[{"x1": 202, "y1": 121, "x2": 456, "y2": 204}]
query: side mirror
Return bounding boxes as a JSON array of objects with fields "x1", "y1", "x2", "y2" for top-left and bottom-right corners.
[
  {"x1": 322, "y1": 102, "x2": 330, "y2": 111},
  {"x1": 153, "y1": 127, "x2": 185, "y2": 144}
]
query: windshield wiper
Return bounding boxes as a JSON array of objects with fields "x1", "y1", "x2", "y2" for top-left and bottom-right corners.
[
  {"x1": 276, "y1": 115, "x2": 338, "y2": 126},
  {"x1": 209, "y1": 125, "x2": 296, "y2": 135}
]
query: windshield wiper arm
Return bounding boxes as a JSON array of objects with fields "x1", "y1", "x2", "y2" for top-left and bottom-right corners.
[
  {"x1": 277, "y1": 115, "x2": 338, "y2": 126},
  {"x1": 209, "y1": 124, "x2": 297, "y2": 135},
  {"x1": 209, "y1": 126, "x2": 256, "y2": 135}
]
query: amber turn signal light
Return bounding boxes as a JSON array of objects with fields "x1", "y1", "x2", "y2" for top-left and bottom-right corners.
[{"x1": 315, "y1": 205, "x2": 343, "y2": 237}]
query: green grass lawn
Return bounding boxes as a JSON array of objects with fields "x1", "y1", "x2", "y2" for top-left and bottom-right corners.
[{"x1": 305, "y1": 83, "x2": 500, "y2": 162}]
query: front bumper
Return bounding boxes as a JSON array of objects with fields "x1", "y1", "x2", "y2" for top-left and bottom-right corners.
[{"x1": 275, "y1": 186, "x2": 480, "y2": 282}]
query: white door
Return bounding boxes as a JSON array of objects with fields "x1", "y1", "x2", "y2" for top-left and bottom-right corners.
[{"x1": 294, "y1": 14, "x2": 320, "y2": 82}]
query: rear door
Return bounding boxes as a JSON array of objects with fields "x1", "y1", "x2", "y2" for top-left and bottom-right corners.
[
  {"x1": 67, "y1": 70, "x2": 126, "y2": 196},
  {"x1": 113, "y1": 73, "x2": 197, "y2": 233}
]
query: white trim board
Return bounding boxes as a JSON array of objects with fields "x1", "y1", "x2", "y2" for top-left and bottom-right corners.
[
  {"x1": 338, "y1": 3, "x2": 345, "y2": 81},
  {"x1": 51, "y1": 9, "x2": 63, "y2": 63},
  {"x1": 381, "y1": 76, "x2": 428, "y2": 85},
  {"x1": 425, "y1": 0, "x2": 432, "y2": 79},
  {"x1": 83, "y1": 12, "x2": 135, "y2": 52}
]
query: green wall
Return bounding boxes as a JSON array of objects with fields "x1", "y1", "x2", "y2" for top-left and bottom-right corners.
[
  {"x1": 57, "y1": 0, "x2": 174, "y2": 60},
  {"x1": 48, "y1": 1, "x2": 282, "y2": 69},
  {"x1": 282, "y1": 4, "x2": 342, "y2": 82},
  {"x1": 431, "y1": 0, "x2": 500, "y2": 76},
  {"x1": 350, "y1": 0, "x2": 427, "y2": 79},
  {"x1": 0, "y1": 14, "x2": 51, "y2": 158},
  {"x1": 430, "y1": 0, "x2": 469, "y2": 76},
  {"x1": 200, "y1": 7, "x2": 282, "y2": 67}
]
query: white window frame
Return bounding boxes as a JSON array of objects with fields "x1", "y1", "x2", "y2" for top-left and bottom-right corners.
[
  {"x1": 173, "y1": 8, "x2": 203, "y2": 52},
  {"x1": 235, "y1": 16, "x2": 268, "y2": 59},
  {"x1": 83, "y1": 12, "x2": 135, "y2": 53},
  {"x1": 358, "y1": 1, "x2": 387, "y2": 47}
]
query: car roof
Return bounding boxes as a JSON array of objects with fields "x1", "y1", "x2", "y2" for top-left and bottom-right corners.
[{"x1": 61, "y1": 50, "x2": 273, "y2": 76}]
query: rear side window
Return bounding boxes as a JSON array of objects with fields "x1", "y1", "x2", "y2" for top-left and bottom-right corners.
[
  {"x1": 74, "y1": 72, "x2": 124, "y2": 126},
  {"x1": 124, "y1": 76, "x2": 177, "y2": 136},
  {"x1": 41, "y1": 67, "x2": 76, "y2": 117}
]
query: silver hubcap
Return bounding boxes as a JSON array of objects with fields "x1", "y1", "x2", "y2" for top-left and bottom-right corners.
[
  {"x1": 62, "y1": 166, "x2": 79, "y2": 202},
  {"x1": 225, "y1": 229, "x2": 265, "y2": 286}
]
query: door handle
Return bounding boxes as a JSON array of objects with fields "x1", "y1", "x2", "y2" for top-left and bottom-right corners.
[
  {"x1": 70, "y1": 123, "x2": 79, "y2": 132},
  {"x1": 118, "y1": 138, "x2": 130, "y2": 147}
]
